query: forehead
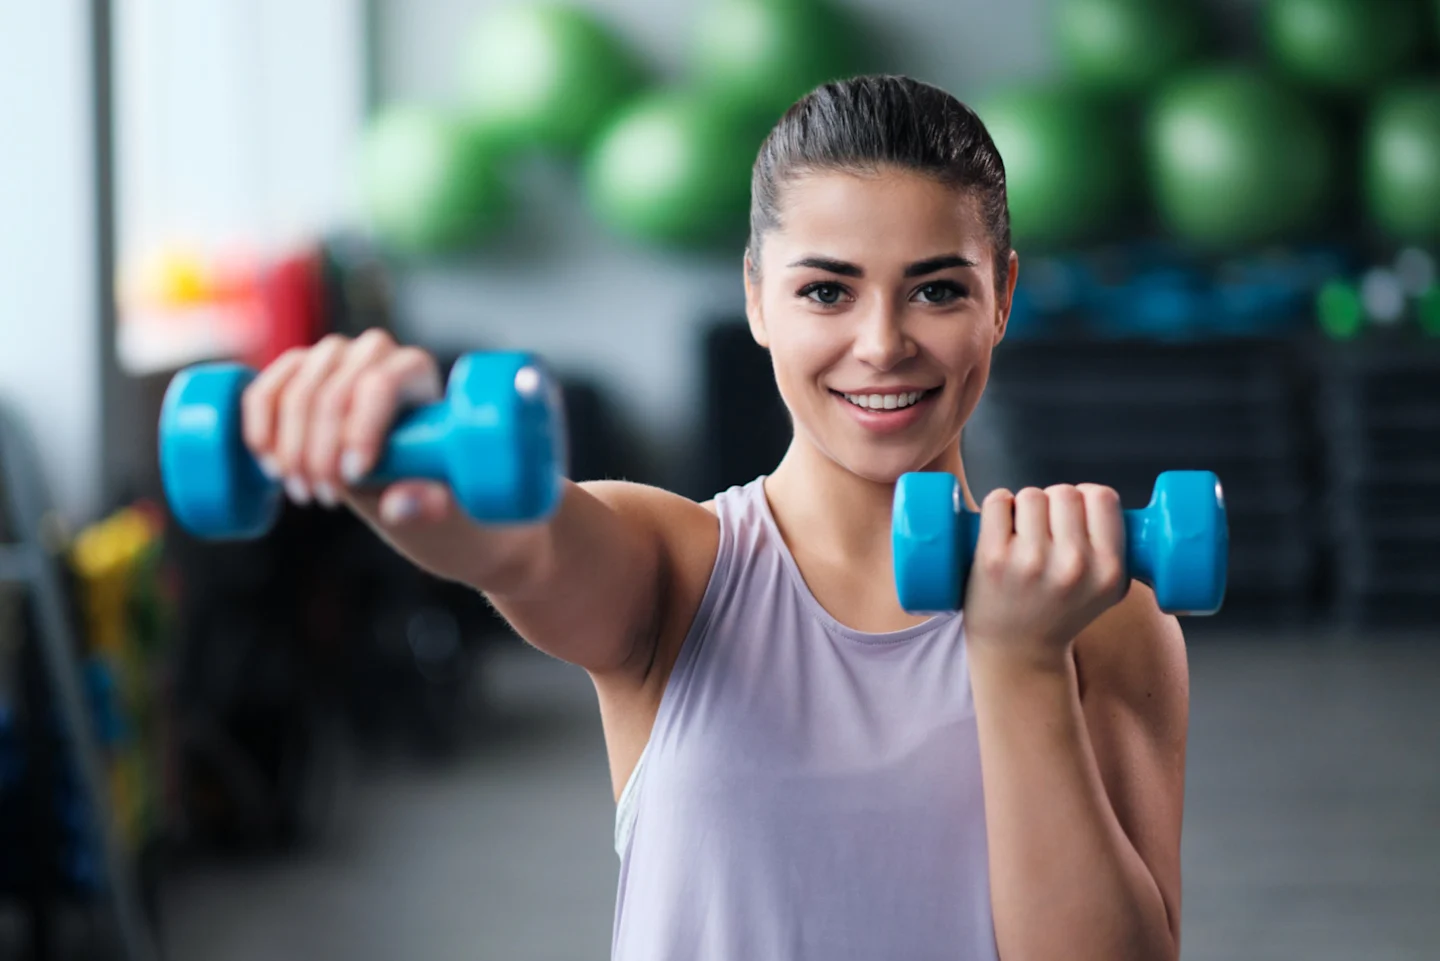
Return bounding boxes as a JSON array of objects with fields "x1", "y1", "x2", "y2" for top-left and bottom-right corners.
[{"x1": 766, "y1": 167, "x2": 989, "y2": 263}]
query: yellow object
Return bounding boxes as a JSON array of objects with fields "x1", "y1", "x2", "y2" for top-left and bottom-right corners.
[{"x1": 72, "y1": 508, "x2": 156, "y2": 653}]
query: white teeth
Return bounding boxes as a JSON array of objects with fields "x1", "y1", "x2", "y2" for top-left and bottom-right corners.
[{"x1": 842, "y1": 390, "x2": 927, "y2": 410}]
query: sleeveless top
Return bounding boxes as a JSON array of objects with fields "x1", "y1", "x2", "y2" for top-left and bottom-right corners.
[{"x1": 610, "y1": 477, "x2": 999, "y2": 961}]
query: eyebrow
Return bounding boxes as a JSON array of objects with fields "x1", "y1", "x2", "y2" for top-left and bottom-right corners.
[{"x1": 786, "y1": 254, "x2": 979, "y2": 278}]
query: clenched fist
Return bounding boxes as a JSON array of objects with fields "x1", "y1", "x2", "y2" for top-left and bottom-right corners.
[
  {"x1": 961, "y1": 484, "x2": 1130, "y2": 667},
  {"x1": 239, "y1": 329, "x2": 456, "y2": 527}
]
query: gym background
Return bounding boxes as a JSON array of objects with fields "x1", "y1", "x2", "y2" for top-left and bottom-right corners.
[{"x1": 1, "y1": 0, "x2": 1436, "y2": 959}]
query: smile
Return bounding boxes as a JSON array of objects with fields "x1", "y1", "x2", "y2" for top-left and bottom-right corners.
[{"x1": 834, "y1": 388, "x2": 937, "y2": 411}]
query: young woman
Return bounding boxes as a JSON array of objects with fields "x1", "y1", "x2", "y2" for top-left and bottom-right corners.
[{"x1": 242, "y1": 75, "x2": 1188, "y2": 961}]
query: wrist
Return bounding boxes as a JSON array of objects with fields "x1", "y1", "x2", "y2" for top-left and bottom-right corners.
[{"x1": 966, "y1": 635, "x2": 1072, "y2": 680}]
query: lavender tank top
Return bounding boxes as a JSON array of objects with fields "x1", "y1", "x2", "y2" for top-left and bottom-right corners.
[{"x1": 610, "y1": 477, "x2": 998, "y2": 961}]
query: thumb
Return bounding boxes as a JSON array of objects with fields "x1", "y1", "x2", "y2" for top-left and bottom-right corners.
[{"x1": 373, "y1": 481, "x2": 459, "y2": 528}]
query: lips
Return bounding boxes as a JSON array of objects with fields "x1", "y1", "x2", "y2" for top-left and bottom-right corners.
[
  {"x1": 829, "y1": 387, "x2": 940, "y2": 434},
  {"x1": 831, "y1": 387, "x2": 940, "y2": 411}
]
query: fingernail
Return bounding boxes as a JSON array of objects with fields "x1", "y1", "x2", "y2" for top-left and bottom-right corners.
[
  {"x1": 340, "y1": 450, "x2": 366, "y2": 485},
  {"x1": 285, "y1": 477, "x2": 311, "y2": 505},
  {"x1": 380, "y1": 493, "x2": 419, "y2": 525},
  {"x1": 259, "y1": 456, "x2": 282, "y2": 480},
  {"x1": 314, "y1": 482, "x2": 339, "y2": 508}
]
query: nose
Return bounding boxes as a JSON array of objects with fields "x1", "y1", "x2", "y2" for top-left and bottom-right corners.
[{"x1": 851, "y1": 300, "x2": 916, "y2": 371}]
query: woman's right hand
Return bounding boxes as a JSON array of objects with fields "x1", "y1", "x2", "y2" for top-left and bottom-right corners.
[{"x1": 239, "y1": 328, "x2": 459, "y2": 530}]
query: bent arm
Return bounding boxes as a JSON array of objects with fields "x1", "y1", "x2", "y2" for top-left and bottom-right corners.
[{"x1": 969, "y1": 585, "x2": 1188, "y2": 961}]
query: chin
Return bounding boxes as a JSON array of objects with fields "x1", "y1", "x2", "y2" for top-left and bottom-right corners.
[{"x1": 830, "y1": 445, "x2": 933, "y2": 486}]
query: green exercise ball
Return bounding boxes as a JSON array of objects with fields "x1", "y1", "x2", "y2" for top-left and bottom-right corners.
[
  {"x1": 1265, "y1": 0, "x2": 1425, "y2": 93},
  {"x1": 1055, "y1": 0, "x2": 1205, "y2": 94},
  {"x1": 1365, "y1": 84, "x2": 1440, "y2": 242},
  {"x1": 359, "y1": 106, "x2": 509, "y2": 254},
  {"x1": 584, "y1": 92, "x2": 764, "y2": 247},
  {"x1": 459, "y1": 3, "x2": 646, "y2": 155},
  {"x1": 692, "y1": 0, "x2": 866, "y2": 123},
  {"x1": 976, "y1": 87, "x2": 1131, "y2": 246},
  {"x1": 1147, "y1": 69, "x2": 1337, "y2": 246}
]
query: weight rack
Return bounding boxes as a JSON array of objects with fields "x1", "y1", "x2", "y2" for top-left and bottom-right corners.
[
  {"x1": 986, "y1": 338, "x2": 1319, "y2": 630},
  {"x1": 1318, "y1": 339, "x2": 1440, "y2": 629},
  {"x1": 0, "y1": 400, "x2": 156, "y2": 961}
]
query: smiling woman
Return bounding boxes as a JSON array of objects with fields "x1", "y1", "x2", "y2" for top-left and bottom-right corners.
[{"x1": 226, "y1": 74, "x2": 1187, "y2": 961}]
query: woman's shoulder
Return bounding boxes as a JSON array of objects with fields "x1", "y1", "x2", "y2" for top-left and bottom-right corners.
[{"x1": 577, "y1": 479, "x2": 723, "y2": 582}]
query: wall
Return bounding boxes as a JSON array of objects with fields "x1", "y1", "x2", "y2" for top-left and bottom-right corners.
[
  {"x1": 0, "y1": 2, "x2": 102, "y2": 525},
  {"x1": 373, "y1": 0, "x2": 1056, "y2": 491}
]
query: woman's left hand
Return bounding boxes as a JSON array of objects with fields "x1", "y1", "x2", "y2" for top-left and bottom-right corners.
[{"x1": 962, "y1": 484, "x2": 1130, "y2": 670}]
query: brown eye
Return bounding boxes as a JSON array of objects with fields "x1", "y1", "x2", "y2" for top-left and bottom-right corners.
[
  {"x1": 914, "y1": 281, "x2": 965, "y2": 305},
  {"x1": 800, "y1": 282, "x2": 849, "y2": 306}
]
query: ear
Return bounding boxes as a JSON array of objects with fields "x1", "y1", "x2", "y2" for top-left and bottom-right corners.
[
  {"x1": 743, "y1": 250, "x2": 770, "y2": 349},
  {"x1": 993, "y1": 249, "x2": 1019, "y2": 347}
]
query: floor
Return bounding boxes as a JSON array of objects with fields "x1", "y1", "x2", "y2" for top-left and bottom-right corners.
[{"x1": 161, "y1": 635, "x2": 1440, "y2": 961}]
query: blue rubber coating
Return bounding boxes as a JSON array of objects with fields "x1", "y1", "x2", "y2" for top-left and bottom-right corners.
[
  {"x1": 892, "y1": 470, "x2": 1228, "y2": 616},
  {"x1": 160, "y1": 363, "x2": 281, "y2": 539},
  {"x1": 159, "y1": 351, "x2": 565, "y2": 539},
  {"x1": 893, "y1": 473, "x2": 965, "y2": 614}
]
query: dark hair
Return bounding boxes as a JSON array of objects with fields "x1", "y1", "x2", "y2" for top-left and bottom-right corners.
[{"x1": 747, "y1": 75, "x2": 1012, "y2": 293}]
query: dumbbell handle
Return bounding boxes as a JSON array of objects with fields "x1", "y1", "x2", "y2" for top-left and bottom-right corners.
[{"x1": 363, "y1": 403, "x2": 454, "y2": 485}]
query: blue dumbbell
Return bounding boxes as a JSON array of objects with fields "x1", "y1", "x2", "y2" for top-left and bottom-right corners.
[
  {"x1": 160, "y1": 351, "x2": 566, "y2": 539},
  {"x1": 892, "y1": 471, "x2": 1228, "y2": 615}
]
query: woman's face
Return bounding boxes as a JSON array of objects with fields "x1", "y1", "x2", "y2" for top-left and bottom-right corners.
[{"x1": 746, "y1": 167, "x2": 1018, "y2": 484}]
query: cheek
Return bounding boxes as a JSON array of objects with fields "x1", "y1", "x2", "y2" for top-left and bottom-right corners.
[{"x1": 764, "y1": 309, "x2": 845, "y2": 384}]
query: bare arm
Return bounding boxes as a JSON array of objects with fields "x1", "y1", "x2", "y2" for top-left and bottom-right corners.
[
  {"x1": 970, "y1": 584, "x2": 1188, "y2": 961},
  {"x1": 241, "y1": 331, "x2": 682, "y2": 676}
]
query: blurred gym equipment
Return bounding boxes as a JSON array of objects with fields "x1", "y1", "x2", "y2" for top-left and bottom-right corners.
[
  {"x1": 1147, "y1": 68, "x2": 1337, "y2": 246},
  {"x1": 458, "y1": 3, "x2": 646, "y2": 156},
  {"x1": 358, "y1": 106, "x2": 511, "y2": 254}
]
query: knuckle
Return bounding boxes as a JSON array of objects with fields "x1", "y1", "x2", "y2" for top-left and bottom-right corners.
[
  {"x1": 1045, "y1": 484, "x2": 1081, "y2": 504},
  {"x1": 278, "y1": 380, "x2": 310, "y2": 419},
  {"x1": 983, "y1": 488, "x2": 1014, "y2": 507},
  {"x1": 1095, "y1": 558, "x2": 1126, "y2": 595},
  {"x1": 1081, "y1": 484, "x2": 1120, "y2": 507},
  {"x1": 355, "y1": 328, "x2": 394, "y2": 349},
  {"x1": 976, "y1": 547, "x2": 1008, "y2": 580},
  {"x1": 1013, "y1": 549, "x2": 1045, "y2": 580},
  {"x1": 1016, "y1": 486, "x2": 1046, "y2": 505},
  {"x1": 355, "y1": 365, "x2": 399, "y2": 401},
  {"x1": 393, "y1": 345, "x2": 433, "y2": 369},
  {"x1": 1052, "y1": 548, "x2": 1088, "y2": 587},
  {"x1": 316, "y1": 333, "x2": 350, "y2": 353},
  {"x1": 313, "y1": 378, "x2": 349, "y2": 419}
]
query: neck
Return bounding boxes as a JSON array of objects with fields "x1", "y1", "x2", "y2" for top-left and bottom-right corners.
[{"x1": 764, "y1": 435, "x2": 973, "y2": 563}]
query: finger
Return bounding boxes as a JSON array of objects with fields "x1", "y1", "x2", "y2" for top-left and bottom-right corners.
[
  {"x1": 1012, "y1": 486, "x2": 1050, "y2": 552},
  {"x1": 1045, "y1": 484, "x2": 1089, "y2": 588},
  {"x1": 304, "y1": 330, "x2": 398, "y2": 506},
  {"x1": 340, "y1": 347, "x2": 443, "y2": 486},
  {"x1": 374, "y1": 481, "x2": 457, "y2": 528},
  {"x1": 1044, "y1": 484, "x2": 1088, "y2": 551},
  {"x1": 240, "y1": 348, "x2": 308, "y2": 477},
  {"x1": 1077, "y1": 483, "x2": 1126, "y2": 595},
  {"x1": 975, "y1": 488, "x2": 1015, "y2": 576},
  {"x1": 273, "y1": 335, "x2": 351, "y2": 501}
]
